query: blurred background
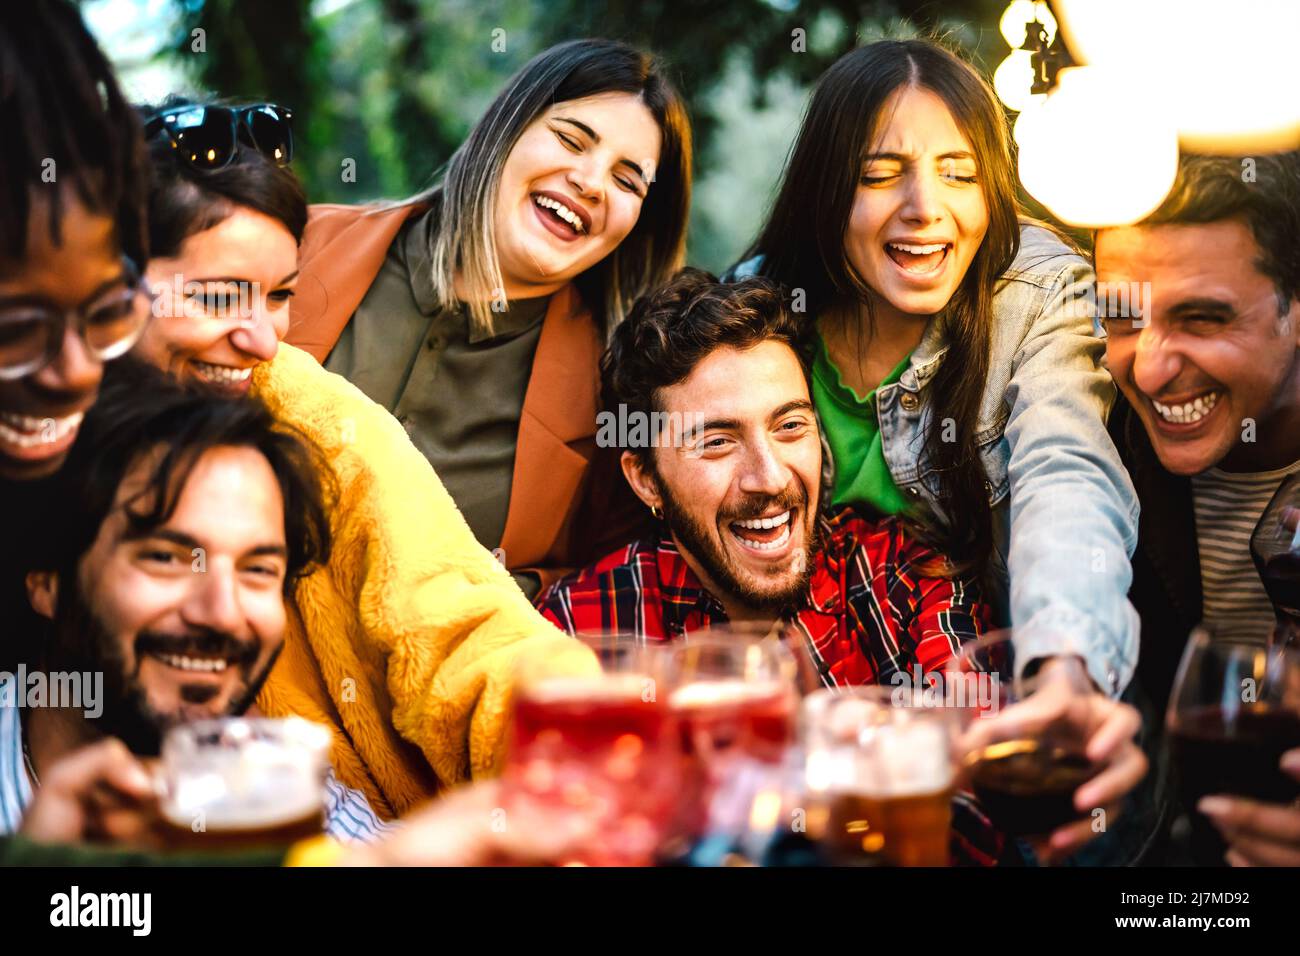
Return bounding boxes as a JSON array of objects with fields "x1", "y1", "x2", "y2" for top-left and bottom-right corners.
[{"x1": 83, "y1": 0, "x2": 1020, "y2": 272}]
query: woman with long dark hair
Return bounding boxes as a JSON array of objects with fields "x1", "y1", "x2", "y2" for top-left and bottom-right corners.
[
  {"x1": 287, "y1": 39, "x2": 692, "y2": 597},
  {"x1": 734, "y1": 39, "x2": 1147, "y2": 862}
]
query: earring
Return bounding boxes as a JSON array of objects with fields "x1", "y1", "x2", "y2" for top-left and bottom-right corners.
[{"x1": 650, "y1": 505, "x2": 663, "y2": 520}]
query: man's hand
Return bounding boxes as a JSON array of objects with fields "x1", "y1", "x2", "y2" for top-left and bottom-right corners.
[
  {"x1": 19, "y1": 738, "x2": 160, "y2": 846},
  {"x1": 341, "y1": 780, "x2": 598, "y2": 866},
  {"x1": 960, "y1": 657, "x2": 1148, "y2": 863},
  {"x1": 1198, "y1": 748, "x2": 1300, "y2": 866}
]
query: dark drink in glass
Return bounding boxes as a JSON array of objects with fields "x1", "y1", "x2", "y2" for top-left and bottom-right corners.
[
  {"x1": 966, "y1": 739, "x2": 1101, "y2": 836},
  {"x1": 1258, "y1": 552, "x2": 1300, "y2": 650},
  {"x1": 1168, "y1": 703, "x2": 1300, "y2": 863},
  {"x1": 1169, "y1": 704, "x2": 1300, "y2": 804},
  {"x1": 1251, "y1": 475, "x2": 1300, "y2": 649},
  {"x1": 1166, "y1": 629, "x2": 1300, "y2": 865}
]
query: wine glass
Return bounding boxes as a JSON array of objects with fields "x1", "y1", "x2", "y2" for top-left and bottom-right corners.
[
  {"x1": 1250, "y1": 473, "x2": 1300, "y2": 651},
  {"x1": 1165, "y1": 626, "x2": 1300, "y2": 864}
]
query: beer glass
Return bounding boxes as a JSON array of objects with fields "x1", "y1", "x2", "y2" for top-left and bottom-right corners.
[
  {"x1": 803, "y1": 687, "x2": 958, "y2": 866},
  {"x1": 157, "y1": 716, "x2": 330, "y2": 852},
  {"x1": 503, "y1": 633, "x2": 680, "y2": 866},
  {"x1": 950, "y1": 630, "x2": 1103, "y2": 838},
  {"x1": 1166, "y1": 627, "x2": 1300, "y2": 864}
]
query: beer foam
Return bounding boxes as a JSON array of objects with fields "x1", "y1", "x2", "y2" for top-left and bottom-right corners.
[
  {"x1": 162, "y1": 741, "x2": 325, "y2": 830},
  {"x1": 822, "y1": 719, "x2": 954, "y2": 798},
  {"x1": 868, "y1": 720, "x2": 953, "y2": 796},
  {"x1": 669, "y1": 679, "x2": 785, "y2": 710}
]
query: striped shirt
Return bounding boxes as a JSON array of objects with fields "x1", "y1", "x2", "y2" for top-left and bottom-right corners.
[
  {"x1": 0, "y1": 674, "x2": 393, "y2": 844},
  {"x1": 1192, "y1": 461, "x2": 1300, "y2": 641}
]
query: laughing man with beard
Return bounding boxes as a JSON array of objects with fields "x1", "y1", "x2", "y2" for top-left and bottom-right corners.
[
  {"x1": 537, "y1": 270, "x2": 991, "y2": 691},
  {"x1": 1, "y1": 362, "x2": 390, "y2": 845}
]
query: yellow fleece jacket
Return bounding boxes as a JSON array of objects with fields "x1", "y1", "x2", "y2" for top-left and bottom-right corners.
[{"x1": 251, "y1": 343, "x2": 597, "y2": 819}]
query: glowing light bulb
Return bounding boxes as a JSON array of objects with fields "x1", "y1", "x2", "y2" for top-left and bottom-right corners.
[
  {"x1": 1017, "y1": 67, "x2": 1179, "y2": 227},
  {"x1": 1055, "y1": 0, "x2": 1300, "y2": 152},
  {"x1": 993, "y1": 50, "x2": 1045, "y2": 113},
  {"x1": 999, "y1": 0, "x2": 1057, "y2": 49}
]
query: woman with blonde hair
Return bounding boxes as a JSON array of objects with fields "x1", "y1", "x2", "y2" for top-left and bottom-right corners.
[{"x1": 289, "y1": 39, "x2": 693, "y2": 597}]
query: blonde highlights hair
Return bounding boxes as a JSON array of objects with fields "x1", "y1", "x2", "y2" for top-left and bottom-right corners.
[{"x1": 421, "y1": 39, "x2": 692, "y2": 335}]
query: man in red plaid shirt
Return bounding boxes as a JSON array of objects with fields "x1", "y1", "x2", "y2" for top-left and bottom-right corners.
[
  {"x1": 536, "y1": 269, "x2": 1003, "y2": 865},
  {"x1": 536, "y1": 269, "x2": 991, "y2": 689}
]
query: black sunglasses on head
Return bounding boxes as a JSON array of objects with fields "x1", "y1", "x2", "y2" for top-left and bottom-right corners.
[{"x1": 144, "y1": 103, "x2": 294, "y2": 171}]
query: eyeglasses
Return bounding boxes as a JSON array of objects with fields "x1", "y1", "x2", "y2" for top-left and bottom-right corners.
[
  {"x1": 144, "y1": 103, "x2": 294, "y2": 171},
  {"x1": 0, "y1": 257, "x2": 149, "y2": 380}
]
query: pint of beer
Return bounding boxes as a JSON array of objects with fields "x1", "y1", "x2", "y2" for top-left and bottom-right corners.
[
  {"x1": 157, "y1": 717, "x2": 331, "y2": 852},
  {"x1": 804, "y1": 688, "x2": 957, "y2": 866}
]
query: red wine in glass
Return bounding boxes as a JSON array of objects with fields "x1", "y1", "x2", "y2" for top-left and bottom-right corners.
[
  {"x1": 1166, "y1": 629, "x2": 1300, "y2": 865},
  {"x1": 1251, "y1": 475, "x2": 1300, "y2": 649}
]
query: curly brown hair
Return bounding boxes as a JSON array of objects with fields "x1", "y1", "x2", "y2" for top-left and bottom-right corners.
[{"x1": 601, "y1": 267, "x2": 806, "y2": 463}]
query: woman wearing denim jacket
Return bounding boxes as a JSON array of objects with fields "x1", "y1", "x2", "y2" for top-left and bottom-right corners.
[{"x1": 731, "y1": 39, "x2": 1148, "y2": 862}]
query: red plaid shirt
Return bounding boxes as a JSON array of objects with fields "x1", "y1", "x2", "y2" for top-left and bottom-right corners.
[
  {"x1": 537, "y1": 505, "x2": 991, "y2": 688},
  {"x1": 537, "y1": 506, "x2": 1005, "y2": 865}
]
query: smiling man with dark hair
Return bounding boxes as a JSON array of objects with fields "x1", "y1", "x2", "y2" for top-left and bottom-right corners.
[
  {"x1": 539, "y1": 268, "x2": 990, "y2": 691},
  {"x1": 1097, "y1": 150, "x2": 1300, "y2": 866},
  {"x1": 2, "y1": 363, "x2": 390, "y2": 845}
]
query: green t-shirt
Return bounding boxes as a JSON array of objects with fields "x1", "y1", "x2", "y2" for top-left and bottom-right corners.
[{"x1": 811, "y1": 333, "x2": 912, "y2": 516}]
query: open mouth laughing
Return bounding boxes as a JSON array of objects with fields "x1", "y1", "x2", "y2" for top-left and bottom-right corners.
[
  {"x1": 728, "y1": 507, "x2": 796, "y2": 556},
  {"x1": 0, "y1": 408, "x2": 86, "y2": 461},
  {"x1": 1149, "y1": 389, "x2": 1222, "y2": 428},
  {"x1": 530, "y1": 190, "x2": 591, "y2": 242},
  {"x1": 885, "y1": 239, "x2": 952, "y2": 277}
]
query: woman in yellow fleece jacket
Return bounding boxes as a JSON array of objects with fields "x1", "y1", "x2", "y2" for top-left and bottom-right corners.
[{"x1": 131, "y1": 100, "x2": 594, "y2": 818}]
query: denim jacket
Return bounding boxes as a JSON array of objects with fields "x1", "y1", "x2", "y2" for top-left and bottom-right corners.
[{"x1": 731, "y1": 224, "x2": 1141, "y2": 695}]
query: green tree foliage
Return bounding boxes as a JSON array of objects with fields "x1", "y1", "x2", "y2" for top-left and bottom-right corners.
[{"x1": 167, "y1": 0, "x2": 1020, "y2": 267}]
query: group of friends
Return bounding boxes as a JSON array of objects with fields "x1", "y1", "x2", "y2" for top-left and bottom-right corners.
[{"x1": 1, "y1": 1, "x2": 1298, "y2": 867}]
